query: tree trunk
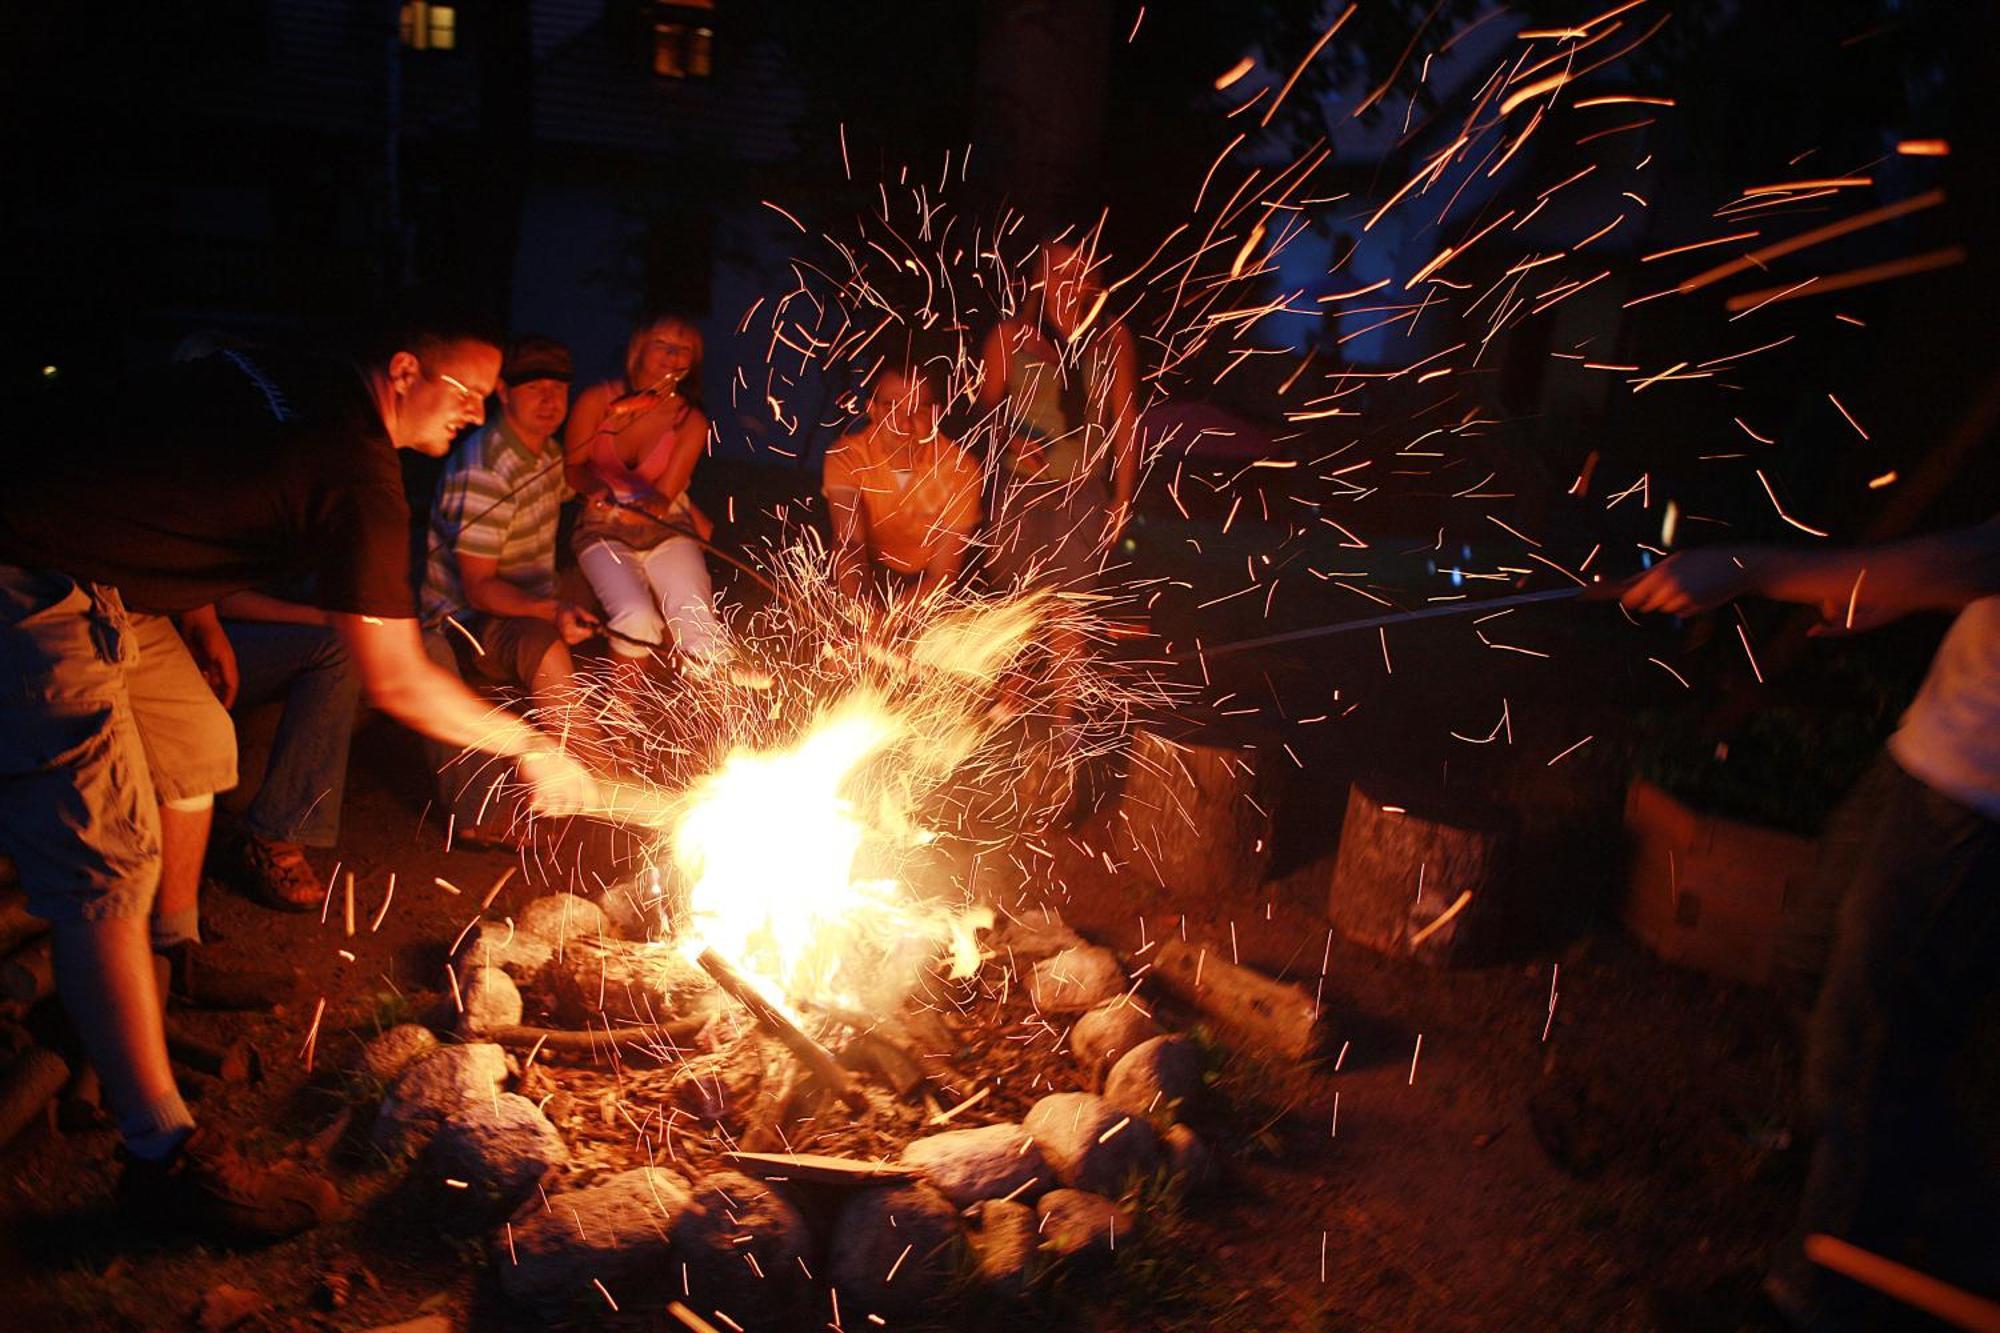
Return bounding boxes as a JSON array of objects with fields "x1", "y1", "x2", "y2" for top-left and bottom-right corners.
[
  {"x1": 1327, "y1": 780, "x2": 1514, "y2": 967},
  {"x1": 1114, "y1": 724, "x2": 1282, "y2": 898}
]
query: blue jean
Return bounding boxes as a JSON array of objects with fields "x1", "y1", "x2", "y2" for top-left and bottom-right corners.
[
  {"x1": 1771, "y1": 754, "x2": 2000, "y2": 1326},
  {"x1": 222, "y1": 620, "x2": 359, "y2": 848}
]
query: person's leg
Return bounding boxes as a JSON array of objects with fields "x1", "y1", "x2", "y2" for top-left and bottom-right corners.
[
  {"x1": 1769, "y1": 757, "x2": 2000, "y2": 1325},
  {"x1": 640, "y1": 536, "x2": 725, "y2": 660},
  {"x1": 0, "y1": 573, "x2": 334, "y2": 1238},
  {"x1": 122, "y1": 612, "x2": 236, "y2": 953},
  {"x1": 576, "y1": 539, "x2": 669, "y2": 662},
  {"x1": 0, "y1": 574, "x2": 187, "y2": 1153},
  {"x1": 476, "y1": 615, "x2": 616, "y2": 770},
  {"x1": 226, "y1": 621, "x2": 360, "y2": 849}
]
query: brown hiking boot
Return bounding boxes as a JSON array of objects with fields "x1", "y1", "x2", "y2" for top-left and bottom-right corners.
[
  {"x1": 161, "y1": 940, "x2": 298, "y2": 1011},
  {"x1": 118, "y1": 1126, "x2": 339, "y2": 1243},
  {"x1": 232, "y1": 834, "x2": 324, "y2": 912}
]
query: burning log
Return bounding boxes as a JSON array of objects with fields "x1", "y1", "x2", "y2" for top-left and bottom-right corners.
[
  {"x1": 1327, "y1": 780, "x2": 1515, "y2": 967},
  {"x1": 487, "y1": 1021, "x2": 705, "y2": 1062},
  {"x1": 693, "y1": 947, "x2": 868, "y2": 1112},
  {"x1": 1116, "y1": 724, "x2": 1282, "y2": 896}
]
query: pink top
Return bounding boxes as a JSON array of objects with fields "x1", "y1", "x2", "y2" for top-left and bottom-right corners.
[{"x1": 583, "y1": 382, "x2": 691, "y2": 503}]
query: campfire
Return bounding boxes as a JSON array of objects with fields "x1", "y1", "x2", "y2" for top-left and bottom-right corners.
[{"x1": 337, "y1": 576, "x2": 1313, "y2": 1326}]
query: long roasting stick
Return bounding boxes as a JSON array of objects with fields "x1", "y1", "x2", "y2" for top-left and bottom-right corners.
[
  {"x1": 1169, "y1": 585, "x2": 1589, "y2": 663},
  {"x1": 694, "y1": 947, "x2": 869, "y2": 1112}
]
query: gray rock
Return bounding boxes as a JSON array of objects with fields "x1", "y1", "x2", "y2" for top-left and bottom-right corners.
[
  {"x1": 1162, "y1": 1123, "x2": 1221, "y2": 1195},
  {"x1": 373, "y1": 1043, "x2": 508, "y2": 1157},
  {"x1": 1035, "y1": 1189, "x2": 1133, "y2": 1263},
  {"x1": 677, "y1": 1170, "x2": 814, "y2": 1326},
  {"x1": 422, "y1": 1092, "x2": 567, "y2": 1229},
  {"x1": 590, "y1": 875, "x2": 665, "y2": 941},
  {"x1": 992, "y1": 908, "x2": 1086, "y2": 961},
  {"x1": 359, "y1": 1024, "x2": 438, "y2": 1087},
  {"x1": 456, "y1": 966, "x2": 523, "y2": 1038},
  {"x1": 1029, "y1": 945, "x2": 1127, "y2": 1013},
  {"x1": 901, "y1": 1123, "x2": 1052, "y2": 1207},
  {"x1": 1021, "y1": 1092, "x2": 1160, "y2": 1197},
  {"x1": 517, "y1": 893, "x2": 610, "y2": 950},
  {"x1": 968, "y1": 1198, "x2": 1037, "y2": 1299},
  {"x1": 1104, "y1": 1034, "x2": 1206, "y2": 1119},
  {"x1": 1070, "y1": 1000, "x2": 1164, "y2": 1083},
  {"x1": 826, "y1": 1184, "x2": 963, "y2": 1317},
  {"x1": 496, "y1": 1166, "x2": 696, "y2": 1315},
  {"x1": 456, "y1": 918, "x2": 555, "y2": 984}
]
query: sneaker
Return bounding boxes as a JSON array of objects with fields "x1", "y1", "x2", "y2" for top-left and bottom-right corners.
[
  {"x1": 119, "y1": 1125, "x2": 339, "y2": 1243},
  {"x1": 161, "y1": 940, "x2": 298, "y2": 1011},
  {"x1": 231, "y1": 835, "x2": 323, "y2": 913}
]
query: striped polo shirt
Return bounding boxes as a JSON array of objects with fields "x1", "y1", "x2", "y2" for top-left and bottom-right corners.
[{"x1": 422, "y1": 416, "x2": 567, "y2": 627}]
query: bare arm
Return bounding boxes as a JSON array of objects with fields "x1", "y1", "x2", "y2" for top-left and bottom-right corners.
[
  {"x1": 920, "y1": 525, "x2": 970, "y2": 594},
  {"x1": 1105, "y1": 324, "x2": 1141, "y2": 530},
  {"x1": 642, "y1": 406, "x2": 709, "y2": 503},
  {"x1": 826, "y1": 487, "x2": 871, "y2": 600},
  {"x1": 974, "y1": 324, "x2": 1010, "y2": 411},
  {"x1": 563, "y1": 384, "x2": 612, "y2": 494},
  {"x1": 1621, "y1": 520, "x2": 2000, "y2": 629},
  {"x1": 216, "y1": 589, "x2": 330, "y2": 628},
  {"x1": 333, "y1": 614, "x2": 545, "y2": 754}
]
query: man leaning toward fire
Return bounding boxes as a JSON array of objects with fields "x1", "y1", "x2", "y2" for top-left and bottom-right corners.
[
  {"x1": 0, "y1": 311, "x2": 597, "y2": 1244},
  {"x1": 1621, "y1": 519, "x2": 2000, "y2": 1329}
]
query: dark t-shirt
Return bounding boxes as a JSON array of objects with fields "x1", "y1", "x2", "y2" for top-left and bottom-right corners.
[{"x1": 0, "y1": 350, "x2": 415, "y2": 618}]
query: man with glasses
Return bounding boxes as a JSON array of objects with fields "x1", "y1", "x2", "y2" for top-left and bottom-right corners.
[{"x1": 0, "y1": 313, "x2": 598, "y2": 1244}]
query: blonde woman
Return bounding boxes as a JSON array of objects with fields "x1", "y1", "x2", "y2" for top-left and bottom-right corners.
[{"x1": 564, "y1": 315, "x2": 725, "y2": 670}]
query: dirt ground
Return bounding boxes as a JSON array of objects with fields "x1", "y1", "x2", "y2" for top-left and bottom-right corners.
[
  {"x1": 0, "y1": 472, "x2": 1853, "y2": 1331},
  {"x1": 0, "y1": 657, "x2": 1815, "y2": 1333}
]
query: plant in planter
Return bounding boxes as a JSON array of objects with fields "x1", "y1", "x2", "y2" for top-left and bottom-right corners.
[{"x1": 1622, "y1": 638, "x2": 1926, "y2": 986}]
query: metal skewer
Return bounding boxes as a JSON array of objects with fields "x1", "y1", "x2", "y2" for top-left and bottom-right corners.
[{"x1": 1169, "y1": 585, "x2": 1591, "y2": 663}]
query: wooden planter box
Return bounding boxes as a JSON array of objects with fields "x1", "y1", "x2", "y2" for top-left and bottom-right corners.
[{"x1": 1622, "y1": 777, "x2": 1817, "y2": 987}]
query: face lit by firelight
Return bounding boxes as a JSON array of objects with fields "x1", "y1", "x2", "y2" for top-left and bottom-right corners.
[{"x1": 387, "y1": 338, "x2": 501, "y2": 456}]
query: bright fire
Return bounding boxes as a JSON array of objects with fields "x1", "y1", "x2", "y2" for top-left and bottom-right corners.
[{"x1": 661, "y1": 595, "x2": 1060, "y2": 1017}]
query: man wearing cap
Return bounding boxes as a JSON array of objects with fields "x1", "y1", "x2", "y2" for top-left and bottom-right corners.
[{"x1": 421, "y1": 336, "x2": 601, "y2": 841}]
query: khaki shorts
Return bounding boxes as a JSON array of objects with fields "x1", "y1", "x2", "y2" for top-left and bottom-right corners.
[{"x1": 0, "y1": 567, "x2": 237, "y2": 923}]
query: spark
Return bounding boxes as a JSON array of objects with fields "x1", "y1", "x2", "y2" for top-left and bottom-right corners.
[
  {"x1": 1545, "y1": 735, "x2": 1594, "y2": 767},
  {"x1": 1827, "y1": 394, "x2": 1869, "y2": 441},
  {"x1": 1754, "y1": 469, "x2": 1830, "y2": 537},
  {"x1": 1722, "y1": 245, "x2": 1968, "y2": 312},
  {"x1": 1262, "y1": 6, "x2": 1355, "y2": 128},
  {"x1": 1214, "y1": 56, "x2": 1255, "y2": 91}
]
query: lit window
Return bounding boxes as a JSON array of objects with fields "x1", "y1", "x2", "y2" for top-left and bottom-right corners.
[
  {"x1": 400, "y1": 2, "x2": 457, "y2": 52},
  {"x1": 652, "y1": 2, "x2": 715, "y2": 79}
]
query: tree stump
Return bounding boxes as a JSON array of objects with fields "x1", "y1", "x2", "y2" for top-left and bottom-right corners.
[
  {"x1": 1327, "y1": 780, "x2": 1514, "y2": 966},
  {"x1": 1115, "y1": 724, "x2": 1282, "y2": 897}
]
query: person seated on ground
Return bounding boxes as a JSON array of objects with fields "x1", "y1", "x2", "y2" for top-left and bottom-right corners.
[
  {"x1": 422, "y1": 336, "x2": 603, "y2": 845},
  {"x1": 974, "y1": 232, "x2": 1140, "y2": 596},
  {"x1": 0, "y1": 312, "x2": 596, "y2": 1244},
  {"x1": 563, "y1": 313, "x2": 728, "y2": 678},
  {"x1": 209, "y1": 580, "x2": 362, "y2": 916},
  {"x1": 823, "y1": 363, "x2": 981, "y2": 604},
  {"x1": 1621, "y1": 520, "x2": 2000, "y2": 1330}
]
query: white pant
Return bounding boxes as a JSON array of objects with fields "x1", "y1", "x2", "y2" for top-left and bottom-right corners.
[{"x1": 576, "y1": 536, "x2": 725, "y2": 661}]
